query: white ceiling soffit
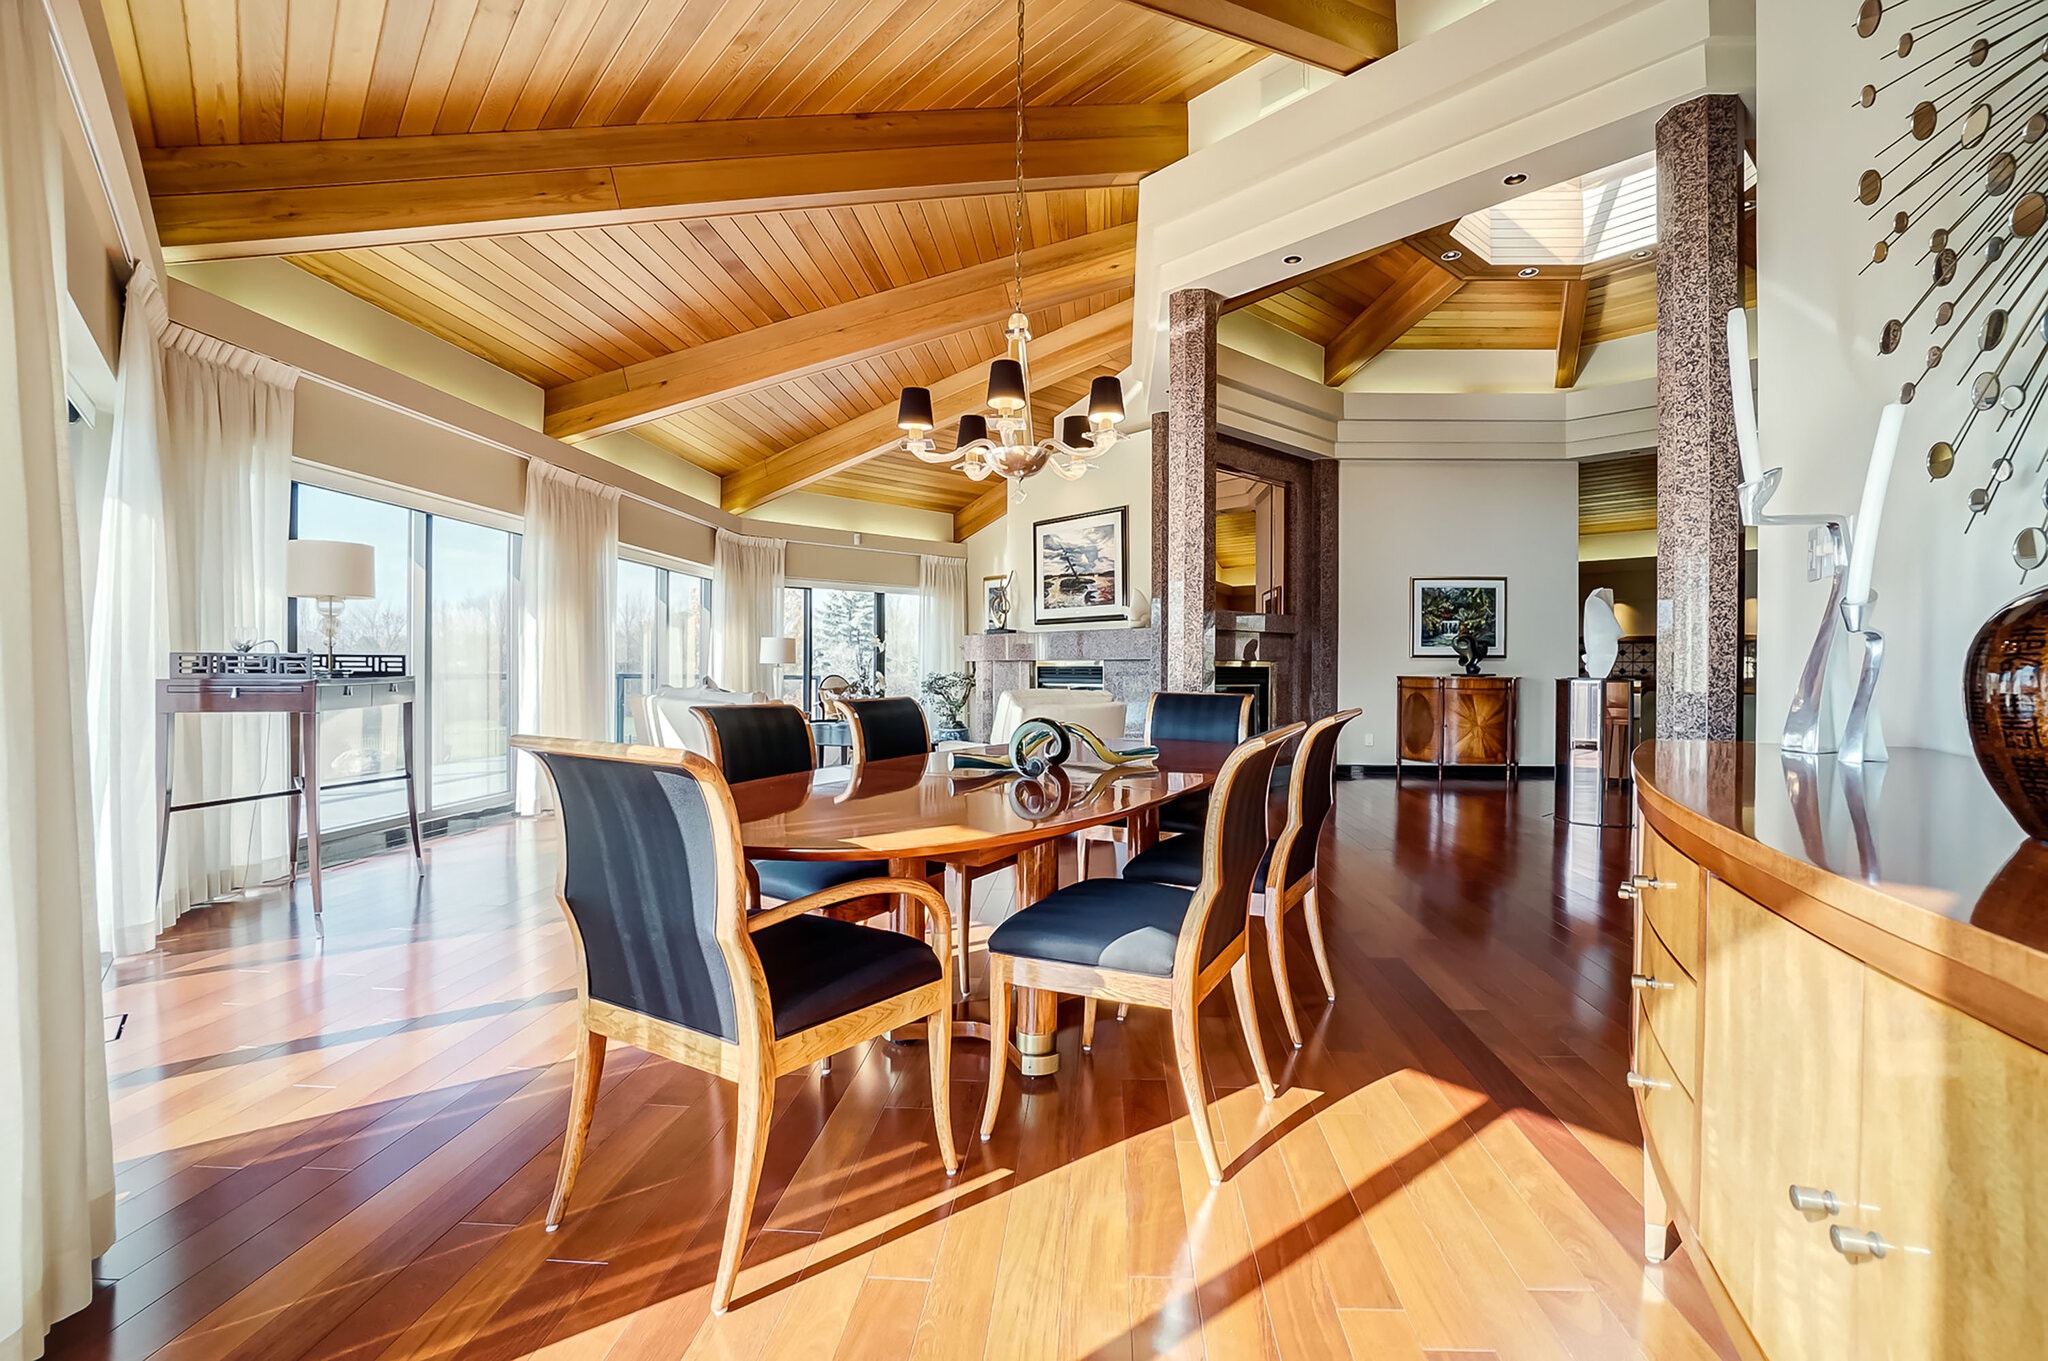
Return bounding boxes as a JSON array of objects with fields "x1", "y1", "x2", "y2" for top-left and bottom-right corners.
[{"x1": 1451, "y1": 152, "x2": 1657, "y2": 266}]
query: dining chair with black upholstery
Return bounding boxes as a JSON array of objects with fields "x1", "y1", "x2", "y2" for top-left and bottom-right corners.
[
  {"x1": 978, "y1": 721, "x2": 1302, "y2": 1183},
  {"x1": 1148, "y1": 691, "x2": 1254, "y2": 836},
  {"x1": 696, "y1": 702, "x2": 892, "y2": 912},
  {"x1": 1120, "y1": 708, "x2": 1360, "y2": 1047},
  {"x1": 513, "y1": 736, "x2": 956, "y2": 1314},
  {"x1": 833, "y1": 695, "x2": 931, "y2": 763}
]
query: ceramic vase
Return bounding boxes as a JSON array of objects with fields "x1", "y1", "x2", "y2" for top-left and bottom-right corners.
[{"x1": 1964, "y1": 586, "x2": 2048, "y2": 842}]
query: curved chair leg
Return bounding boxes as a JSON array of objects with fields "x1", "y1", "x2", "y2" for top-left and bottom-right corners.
[
  {"x1": 712, "y1": 1063, "x2": 777, "y2": 1314},
  {"x1": 927, "y1": 1010, "x2": 959, "y2": 1173},
  {"x1": 1260, "y1": 896, "x2": 1303, "y2": 1049},
  {"x1": 979, "y1": 955, "x2": 1012, "y2": 1141},
  {"x1": 1170, "y1": 993, "x2": 1224, "y2": 1184},
  {"x1": 1082, "y1": 997, "x2": 1097, "y2": 1051},
  {"x1": 545, "y1": 1027, "x2": 606, "y2": 1231},
  {"x1": 1229, "y1": 955, "x2": 1279, "y2": 1101},
  {"x1": 1302, "y1": 883, "x2": 1337, "y2": 1001}
]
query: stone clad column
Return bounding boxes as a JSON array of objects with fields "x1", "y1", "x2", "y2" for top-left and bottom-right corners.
[
  {"x1": 1163, "y1": 288, "x2": 1221, "y2": 693},
  {"x1": 1654, "y1": 94, "x2": 1748, "y2": 741}
]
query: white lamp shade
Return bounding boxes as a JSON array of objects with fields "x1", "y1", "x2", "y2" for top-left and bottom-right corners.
[
  {"x1": 759, "y1": 636, "x2": 799, "y2": 666},
  {"x1": 287, "y1": 539, "x2": 375, "y2": 600}
]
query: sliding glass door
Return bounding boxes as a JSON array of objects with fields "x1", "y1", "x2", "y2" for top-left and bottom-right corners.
[
  {"x1": 613, "y1": 556, "x2": 713, "y2": 741},
  {"x1": 779, "y1": 585, "x2": 920, "y2": 713}
]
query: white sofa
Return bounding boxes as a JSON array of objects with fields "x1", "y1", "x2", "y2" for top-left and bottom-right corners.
[
  {"x1": 628, "y1": 685, "x2": 769, "y2": 756},
  {"x1": 990, "y1": 687, "x2": 1128, "y2": 745}
]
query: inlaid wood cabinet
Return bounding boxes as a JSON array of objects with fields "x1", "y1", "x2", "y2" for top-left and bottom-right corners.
[
  {"x1": 1395, "y1": 675, "x2": 1517, "y2": 781},
  {"x1": 1633, "y1": 744, "x2": 2048, "y2": 1361}
]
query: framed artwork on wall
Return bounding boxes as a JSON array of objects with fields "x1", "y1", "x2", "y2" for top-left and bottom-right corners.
[
  {"x1": 1032, "y1": 506, "x2": 1129, "y2": 625},
  {"x1": 1411, "y1": 577, "x2": 1507, "y2": 657},
  {"x1": 983, "y1": 572, "x2": 1015, "y2": 632}
]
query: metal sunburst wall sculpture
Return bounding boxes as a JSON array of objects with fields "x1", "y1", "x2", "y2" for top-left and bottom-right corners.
[{"x1": 1855, "y1": 0, "x2": 2048, "y2": 572}]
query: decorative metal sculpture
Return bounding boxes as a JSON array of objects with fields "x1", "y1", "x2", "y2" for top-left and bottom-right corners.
[{"x1": 950, "y1": 718, "x2": 1159, "y2": 774}]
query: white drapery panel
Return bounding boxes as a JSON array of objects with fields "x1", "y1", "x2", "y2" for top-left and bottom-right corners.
[
  {"x1": 156, "y1": 326, "x2": 297, "y2": 916},
  {"x1": 517, "y1": 459, "x2": 619, "y2": 813},
  {"x1": 712, "y1": 530, "x2": 786, "y2": 694},
  {"x1": 87, "y1": 265, "x2": 170, "y2": 956},
  {"x1": 918, "y1": 554, "x2": 967, "y2": 686},
  {"x1": 0, "y1": 5, "x2": 115, "y2": 1357}
]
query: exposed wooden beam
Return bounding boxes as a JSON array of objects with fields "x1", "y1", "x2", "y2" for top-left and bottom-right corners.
[
  {"x1": 1555, "y1": 277, "x2": 1589, "y2": 389},
  {"x1": 955, "y1": 485, "x2": 1012, "y2": 541},
  {"x1": 1117, "y1": 0, "x2": 1396, "y2": 73},
  {"x1": 145, "y1": 107, "x2": 1186, "y2": 259},
  {"x1": 720, "y1": 300, "x2": 1135, "y2": 515},
  {"x1": 1220, "y1": 240, "x2": 1401, "y2": 313},
  {"x1": 1323, "y1": 256, "x2": 1463, "y2": 386},
  {"x1": 547, "y1": 225, "x2": 1135, "y2": 442}
]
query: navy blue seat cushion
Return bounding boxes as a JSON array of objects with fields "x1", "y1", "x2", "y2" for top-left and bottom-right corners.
[
  {"x1": 1122, "y1": 832, "x2": 1271, "y2": 892},
  {"x1": 985, "y1": 878, "x2": 1196, "y2": 977},
  {"x1": 752, "y1": 857, "x2": 889, "y2": 903},
  {"x1": 752, "y1": 914, "x2": 943, "y2": 1038},
  {"x1": 1159, "y1": 791, "x2": 1208, "y2": 836}
]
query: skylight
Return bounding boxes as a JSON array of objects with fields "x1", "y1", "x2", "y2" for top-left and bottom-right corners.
[{"x1": 1452, "y1": 152, "x2": 1659, "y2": 266}]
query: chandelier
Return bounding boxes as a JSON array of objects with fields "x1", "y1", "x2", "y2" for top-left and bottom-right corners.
[{"x1": 892, "y1": 0, "x2": 1126, "y2": 484}]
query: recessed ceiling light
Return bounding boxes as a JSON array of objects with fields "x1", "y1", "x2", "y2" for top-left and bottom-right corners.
[
  {"x1": 1440, "y1": 249, "x2": 1463, "y2": 262},
  {"x1": 1283, "y1": 255, "x2": 1302, "y2": 265},
  {"x1": 1518, "y1": 266, "x2": 1541, "y2": 277},
  {"x1": 1631, "y1": 248, "x2": 1653, "y2": 259},
  {"x1": 1503, "y1": 173, "x2": 1528, "y2": 186}
]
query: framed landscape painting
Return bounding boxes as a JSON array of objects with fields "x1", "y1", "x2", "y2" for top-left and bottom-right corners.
[
  {"x1": 1033, "y1": 506, "x2": 1128, "y2": 625},
  {"x1": 1411, "y1": 577, "x2": 1507, "y2": 657}
]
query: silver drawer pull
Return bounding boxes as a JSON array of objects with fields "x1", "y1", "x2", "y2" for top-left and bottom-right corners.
[
  {"x1": 1788, "y1": 1185, "x2": 1842, "y2": 1216},
  {"x1": 1830, "y1": 1225, "x2": 1889, "y2": 1259},
  {"x1": 1630, "y1": 972, "x2": 1676, "y2": 992},
  {"x1": 1626, "y1": 1070, "x2": 1672, "y2": 1091}
]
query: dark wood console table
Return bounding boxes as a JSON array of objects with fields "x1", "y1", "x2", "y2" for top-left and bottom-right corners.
[
  {"x1": 1396, "y1": 674, "x2": 1519, "y2": 782},
  {"x1": 156, "y1": 674, "x2": 422, "y2": 916}
]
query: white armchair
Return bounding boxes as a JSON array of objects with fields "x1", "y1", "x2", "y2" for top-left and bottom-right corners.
[
  {"x1": 990, "y1": 687, "x2": 1128, "y2": 745},
  {"x1": 628, "y1": 685, "x2": 769, "y2": 756}
]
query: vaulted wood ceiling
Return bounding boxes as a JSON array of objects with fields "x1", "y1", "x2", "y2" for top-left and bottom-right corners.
[{"x1": 106, "y1": 0, "x2": 1359, "y2": 536}]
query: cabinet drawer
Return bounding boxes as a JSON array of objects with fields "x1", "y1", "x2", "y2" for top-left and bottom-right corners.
[
  {"x1": 1635, "y1": 913, "x2": 1699, "y2": 1097},
  {"x1": 1637, "y1": 822, "x2": 1703, "y2": 979},
  {"x1": 1634, "y1": 1020, "x2": 1697, "y2": 1220}
]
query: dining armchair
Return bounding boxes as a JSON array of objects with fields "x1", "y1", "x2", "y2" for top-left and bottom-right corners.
[
  {"x1": 1148, "y1": 691, "x2": 1254, "y2": 836},
  {"x1": 696, "y1": 702, "x2": 891, "y2": 911},
  {"x1": 978, "y1": 721, "x2": 1302, "y2": 1183},
  {"x1": 513, "y1": 737, "x2": 956, "y2": 1313},
  {"x1": 1121, "y1": 708, "x2": 1360, "y2": 1047}
]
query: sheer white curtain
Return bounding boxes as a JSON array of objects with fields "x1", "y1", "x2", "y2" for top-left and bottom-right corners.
[
  {"x1": 712, "y1": 530, "x2": 785, "y2": 694},
  {"x1": 157, "y1": 330, "x2": 297, "y2": 915},
  {"x1": 517, "y1": 459, "x2": 619, "y2": 812},
  {"x1": 87, "y1": 266, "x2": 170, "y2": 956},
  {"x1": 0, "y1": 5, "x2": 114, "y2": 1356},
  {"x1": 918, "y1": 554, "x2": 966, "y2": 684}
]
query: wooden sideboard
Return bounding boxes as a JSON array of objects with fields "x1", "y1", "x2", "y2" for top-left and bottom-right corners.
[
  {"x1": 1632, "y1": 742, "x2": 2048, "y2": 1361},
  {"x1": 1396, "y1": 674, "x2": 1517, "y2": 782}
]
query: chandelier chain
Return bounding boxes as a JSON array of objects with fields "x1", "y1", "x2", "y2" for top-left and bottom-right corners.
[{"x1": 1010, "y1": 0, "x2": 1025, "y2": 314}]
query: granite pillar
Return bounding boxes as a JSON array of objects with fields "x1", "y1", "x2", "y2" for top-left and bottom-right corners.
[
  {"x1": 1654, "y1": 94, "x2": 1748, "y2": 741},
  {"x1": 1163, "y1": 289, "x2": 1221, "y2": 694}
]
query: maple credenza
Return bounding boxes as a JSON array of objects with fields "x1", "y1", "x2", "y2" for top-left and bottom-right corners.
[
  {"x1": 1631, "y1": 741, "x2": 2048, "y2": 1361},
  {"x1": 1395, "y1": 674, "x2": 1518, "y2": 782}
]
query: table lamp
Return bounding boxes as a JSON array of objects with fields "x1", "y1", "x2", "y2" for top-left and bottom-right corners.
[
  {"x1": 759, "y1": 635, "x2": 798, "y2": 700},
  {"x1": 288, "y1": 539, "x2": 375, "y2": 667}
]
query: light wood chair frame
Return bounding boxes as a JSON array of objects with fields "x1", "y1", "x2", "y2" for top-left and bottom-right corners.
[
  {"x1": 1248, "y1": 708, "x2": 1360, "y2": 1048},
  {"x1": 514, "y1": 736, "x2": 957, "y2": 1315},
  {"x1": 979, "y1": 723, "x2": 1303, "y2": 1184}
]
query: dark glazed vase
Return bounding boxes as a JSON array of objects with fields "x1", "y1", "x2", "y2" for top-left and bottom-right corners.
[{"x1": 1965, "y1": 587, "x2": 2048, "y2": 843}]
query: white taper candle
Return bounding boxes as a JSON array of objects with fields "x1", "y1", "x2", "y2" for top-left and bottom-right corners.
[
  {"x1": 1844, "y1": 402, "x2": 1905, "y2": 607},
  {"x1": 1726, "y1": 308, "x2": 1762, "y2": 486}
]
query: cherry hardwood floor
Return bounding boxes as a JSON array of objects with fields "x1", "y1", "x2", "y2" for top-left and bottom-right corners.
[{"x1": 48, "y1": 777, "x2": 1738, "y2": 1361}]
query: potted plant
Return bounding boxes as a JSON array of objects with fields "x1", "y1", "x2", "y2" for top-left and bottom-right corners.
[{"x1": 920, "y1": 671, "x2": 974, "y2": 743}]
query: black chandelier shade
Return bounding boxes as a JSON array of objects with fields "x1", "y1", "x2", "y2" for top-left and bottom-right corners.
[
  {"x1": 1059, "y1": 414, "x2": 1089, "y2": 447},
  {"x1": 896, "y1": 386, "x2": 935, "y2": 432},
  {"x1": 955, "y1": 414, "x2": 989, "y2": 446},
  {"x1": 1087, "y1": 375, "x2": 1125, "y2": 423},
  {"x1": 986, "y1": 359, "x2": 1027, "y2": 411}
]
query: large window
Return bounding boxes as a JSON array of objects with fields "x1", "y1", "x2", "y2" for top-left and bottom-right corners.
[
  {"x1": 292, "y1": 483, "x2": 520, "y2": 833},
  {"x1": 614, "y1": 557, "x2": 712, "y2": 741},
  {"x1": 780, "y1": 585, "x2": 919, "y2": 712}
]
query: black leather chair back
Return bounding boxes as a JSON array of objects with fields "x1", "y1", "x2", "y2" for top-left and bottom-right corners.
[
  {"x1": 839, "y1": 696, "x2": 931, "y2": 762},
  {"x1": 1275, "y1": 710, "x2": 1358, "y2": 890},
  {"x1": 1148, "y1": 691, "x2": 1252, "y2": 745},
  {"x1": 1190, "y1": 724, "x2": 1298, "y2": 969},
  {"x1": 529, "y1": 747, "x2": 743, "y2": 1043},
  {"x1": 697, "y1": 703, "x2": 815, "y2": 785}
]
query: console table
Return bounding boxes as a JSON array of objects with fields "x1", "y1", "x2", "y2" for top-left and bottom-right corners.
[
  {"x1": 1395, "y1": 674, "x2": 1519, "y2": 782},
  {"x1": 156, "y1": 673, "x2": 423, "y2": 917}
]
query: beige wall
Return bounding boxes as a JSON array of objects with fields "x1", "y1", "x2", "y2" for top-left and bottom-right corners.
[{"x1": 970, "y1": 428, "x2": 1156, "y2": 632}]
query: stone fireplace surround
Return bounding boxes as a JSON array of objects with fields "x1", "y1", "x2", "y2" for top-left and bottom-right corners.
[{"x1": 962, "y1": 626, "x2": 1160, "y2": 742}]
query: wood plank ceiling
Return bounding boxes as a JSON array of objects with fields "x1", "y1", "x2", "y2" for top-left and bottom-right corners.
[{"x1": 106, "y1": 0, "x2": 1314, "y2": 534}]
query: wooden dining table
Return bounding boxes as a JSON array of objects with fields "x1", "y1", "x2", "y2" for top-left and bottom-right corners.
[{"x1": 729, "y1": 740, "x2": 1236, "y2": 1076}]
